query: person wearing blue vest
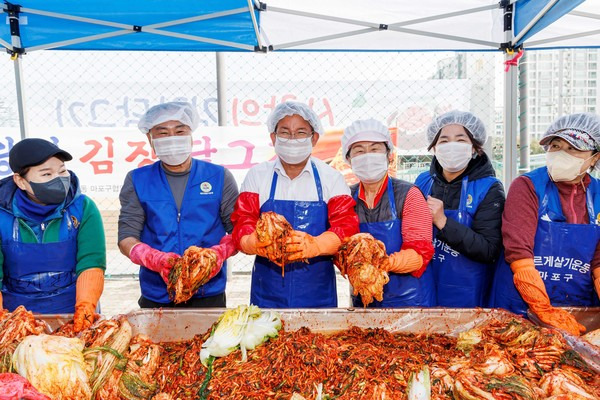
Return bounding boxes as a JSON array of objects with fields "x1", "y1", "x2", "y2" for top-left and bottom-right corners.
[
  {"x1": 232, "y1": 101, "x2": 359, "y2": 308},
  {"x1": 118, "y1": 102, "x2": 239, "y2": 308},
  {"x1": 491, "y1": 113, "x2": 600, "y2": 336},
  {"x1": 0, "y1": 138, "x2": 105, "y2": 332},
  {"x1": 342, "y1": 119, "x2": 435, "y2": 307},
  {"x1": 415, "y1": 110, "x2": 505, "y2": 308}
]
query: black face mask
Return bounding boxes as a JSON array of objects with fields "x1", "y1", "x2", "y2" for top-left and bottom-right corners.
[{"x1": 29, "y1": 175, "x2": 70, "y2": 205}]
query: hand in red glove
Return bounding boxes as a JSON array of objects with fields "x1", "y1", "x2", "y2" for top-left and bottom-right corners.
[
  {"x1": 512, "y1": 259, "x2": 586, "y2": 336},
  {"x1": 286, "y1": 231, "x2": 341, "y2": 261},
  {"x1": 207, "y1": 235, "x2": 238, "y2": 280},
  {"x1": 239, "y1": 231, "x2": 271, "y2": 258},
  {"x1": 73, "y1": 302, "x2": 98, "y2": 333},
  {"x1": 73, "y1": 268, "x2": 104, "y2": 333},
  {"x1": 129, "y1": 243, "x2": 180, "y2": 283}
]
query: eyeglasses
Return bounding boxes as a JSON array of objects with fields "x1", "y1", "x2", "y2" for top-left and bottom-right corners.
[{"x1": 275, "y1": 130, "x2": 314, "y2": 143}]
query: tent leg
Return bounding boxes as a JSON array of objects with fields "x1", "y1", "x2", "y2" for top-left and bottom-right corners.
[
  {"x1": 14, "y1": 55, "x2": 28, "y2": 140},
  {"x1": 518, "y1": 51, "x2": 529, "y2": 175},
  {"x1": 503, "y1": 55, "x2": 518, "y2": 185},
  {"x1": 216, "y1": 52, "x2": 227, "y2": 126}
]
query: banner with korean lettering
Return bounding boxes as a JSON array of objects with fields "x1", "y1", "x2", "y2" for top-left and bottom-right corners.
[{"x1": 0, "y1": 126, "x2": 277, "y2": 196}]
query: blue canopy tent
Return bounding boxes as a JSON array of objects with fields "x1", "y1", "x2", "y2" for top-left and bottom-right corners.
[{"x1": 1, "y1": 0, "x2": 599, "y2": 182}]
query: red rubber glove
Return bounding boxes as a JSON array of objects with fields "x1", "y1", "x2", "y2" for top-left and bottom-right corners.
[
  {"x1": 207, "y1": 235, "x2": 238, "y2": 280},
  {"x1": 73, "y1": 268, "x2": 104, "y2": 332},
  {"x1": 129, "y1": 243, "x2": 180, "y2": 284},
  {"x1": 286, "y1": 231, "x2": 341, "y2": 261},
  {"x1": 512, "y1": 259, "x2": 586, "y2": 336},
  {"x1": 382, "y1": 249, "x2": 423, "y2": 274},
  {"x1": 239, "y1": 231, "x2": 271, "y2": 258}
]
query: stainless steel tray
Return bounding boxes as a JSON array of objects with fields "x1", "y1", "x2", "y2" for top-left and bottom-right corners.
[
  {"x1": 40, "y1": 307, "x2": 599, "y2": 370},
  {"x1": 528, "y1": 307, "x2": 600, "y2": 372}
]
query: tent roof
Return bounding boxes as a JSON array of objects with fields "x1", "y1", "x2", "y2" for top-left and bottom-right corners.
[{"x1": 1, "y1": 0, "x2": 599, "y2": 54}]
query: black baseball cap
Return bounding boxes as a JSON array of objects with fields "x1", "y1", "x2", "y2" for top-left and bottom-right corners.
[{"x1": 9, "y1": 138, "x2": 73, "y2": 174}]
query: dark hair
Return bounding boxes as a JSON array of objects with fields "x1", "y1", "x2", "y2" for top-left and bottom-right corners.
[
  {"x1": 428, "y1": 126, "x2": 484, "y2": 155},
  {"x1": 16, "y1": 166, "x2": 31, "y2": 178}
]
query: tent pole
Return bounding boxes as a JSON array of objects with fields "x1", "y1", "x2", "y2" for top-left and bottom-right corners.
[
  {"x1": 504, "y1": 59, "x2": 518, "y2": 184},
  {"x1": 13, "y1": 56, "x2": 28, "y2": 140},
  {"x1": 518, "y1": 51, "x2": 529, "y2": 175},
  {"x1": 216, "y1": 52, "x2": 227, "y2": 126},
  {"x1": 502, "y1": 2, "x2": 517, "y2": 185},
  {"x1": 7, "y1": 3, "x2": 28, "y2": 140}
]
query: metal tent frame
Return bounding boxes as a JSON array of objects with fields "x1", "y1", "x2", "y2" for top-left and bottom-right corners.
[{"x1": 1, "y1": 0, "x2": 599, "y2": 184}]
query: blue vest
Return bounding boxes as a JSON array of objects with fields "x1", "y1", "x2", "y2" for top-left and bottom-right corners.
[
  {"x1": 490, "y1": 167, "x2": 600, "y2": 315},
  {"x1": 0, "y1": 195, "x2": 85, "y2": 314},
  {"x1": 353, "y1": 177, "x2": 435, "y2": 307},
  {"x1": 132, "y1": 159, "x2": 227, "y2": 303},
  {"x1": 250, "y1": 161, "x2": 337, "y2": 308},
  {"x1": 415, "y1": 171, "x2": 499, "y2": 307}
]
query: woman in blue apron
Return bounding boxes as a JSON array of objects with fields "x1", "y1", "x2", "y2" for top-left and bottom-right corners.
[
  {"x1": 0, "y1": 138, "x2": 105, "y2": 332},
  {"x1": 232, "y1": 101, "x2": 359, "y2": 308},
  {"x1": 415, "y1": 111, "x2": 505, "y2": 308},
  {"x1": 342, "y1": 119, "x2": 435, "y2": 307},
  {"x1": 490, "y1": 113, "x2": 600, "y2": 336}
]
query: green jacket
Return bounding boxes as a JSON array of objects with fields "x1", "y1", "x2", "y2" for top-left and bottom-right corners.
[{"x1": 0, "y1": 175, "x2": 106, "y2": 289}]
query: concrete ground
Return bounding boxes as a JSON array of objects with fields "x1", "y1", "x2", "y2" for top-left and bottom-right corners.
[{"x1": 102, "y1": 269, "x2": 351, "y2": 317}]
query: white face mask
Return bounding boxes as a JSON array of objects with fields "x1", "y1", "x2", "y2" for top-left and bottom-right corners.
[
  {"x1": 546, "y1": 150, "x2": 590, "y2": 182},
  {"x1": 434, "y1": 142, "x2": 473, "y2": 173},
  {"x1": 351, "y1": 153, "x2": 388, "y2": 184},
  {"x1": 152, "y1": 136, "x2": 192, "y2": 166},
  {"x1": 274, "y1": 137, "x2": 313, "y2": 164}
]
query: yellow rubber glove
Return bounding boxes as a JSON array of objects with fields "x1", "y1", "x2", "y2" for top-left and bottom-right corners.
[
  {"x1": 511, "y1": 259, "x2": 585, "y2": 336},
  {"x1": 239, "y1": 231, "x2": 271, "y2": 258},
  {"x1": 382, "y1": 249, "x2": 423, "y2": 274},
  {"x1": 286, "y1": 231, "x2": 341, "y2": 261},
  {"x1": 74, "y1": 268, "x2": 104, "y2": 333}
]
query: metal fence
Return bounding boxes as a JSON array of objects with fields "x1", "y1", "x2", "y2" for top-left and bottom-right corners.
[{"x1": 2, "y1": 49, "x2": 596, "y2": 277}]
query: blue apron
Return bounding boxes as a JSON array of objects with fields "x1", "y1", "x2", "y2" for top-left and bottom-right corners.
[
  {"x1": 1, "y1": 199, "x2": 84, "y2": 314},
  {"x1": 490, "y1": 167, "x2": 600, "y2": 316},
  {"x1": 415, "y1": 172, "x2": 498, "y2": 307},
  {"x1": 250, "y1": 161, "x2": 336, "y2": 308},
  {"x1": 134, "y1": 160, "x2": 227, "y2": 303},
  {"x1": 352, "y1": 178, "x2": 435, "y2": 307}
]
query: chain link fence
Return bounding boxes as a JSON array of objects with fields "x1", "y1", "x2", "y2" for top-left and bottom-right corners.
[{"x1": 2, "y1": 49, "x2": 597, "y2": 288}]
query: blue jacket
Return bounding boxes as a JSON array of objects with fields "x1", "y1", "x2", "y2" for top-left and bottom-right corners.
[{"x1": 132, "y1": 159, "x2": 227, "y2": 303}]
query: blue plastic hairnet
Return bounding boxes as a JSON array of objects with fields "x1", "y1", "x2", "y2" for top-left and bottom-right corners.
[
  {"x1": 138, "y1": 102, "x2": 200, "y2": 134},
  {"x1": 426, "y1": 110, "x2": 487, "y2": 146},
  {"x1": 266, "y1": 101, "x2": 324, "y2": 134}
]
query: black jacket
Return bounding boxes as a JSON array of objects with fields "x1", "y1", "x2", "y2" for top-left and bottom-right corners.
[{"x1": 428, "y1": 153, "x2": 505, "y2": 264}]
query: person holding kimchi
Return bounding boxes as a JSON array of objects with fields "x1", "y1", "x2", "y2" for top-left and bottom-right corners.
[
  {"x1": 342, "y1": 119, "x2": 435, "y2": 307},
  {"x1": 118, "y1": 102, "x2": 238, "y2": 308},
  {"x1": 491, "y1": 113, "x2": 600, "y2": 336},
  {"x1": 232, "y1": 101, "x2": 359, "y2": 308}
]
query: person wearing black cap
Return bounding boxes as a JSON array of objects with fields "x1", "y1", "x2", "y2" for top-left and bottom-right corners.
[{"x1": 0, "y1": 138, "x2": 105, "y2": 332}]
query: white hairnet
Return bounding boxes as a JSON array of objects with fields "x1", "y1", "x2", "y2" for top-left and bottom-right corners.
[
  {"x1": 539, "y1": 113, "x2": 600, "y2": 152},
  {"x1": 426, "y1": 110, "x2": 487, "y2": 147},
  {"x1": 342, "y1": 119, "x2": 394, "y2": 161},
  {"x1": 138, "y1": 102, "x2": 200, "y2": 134},
  {"x1": 266, "y1": 101, "x2": 323, "y2": 134}
]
